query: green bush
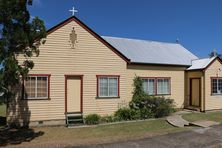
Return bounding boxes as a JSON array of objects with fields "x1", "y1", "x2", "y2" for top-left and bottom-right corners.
[
  {"x1": 100, "y1": 115, "x2": 116, "y2": 123},
  {"x1": 84, "y1": 114, "x2": 100, "y2": 125},
  {"x1": 114, "y1": 108, "x2": 139, "y2": 121},
  {"x1": 152, "y1": 97, "x2": 176, "y2": 118},
  {"x1": 138, "y1": 107, "x2": 154, "y2": 119},
  {"x1": 129, "y1": 76, "x2": 175, "y2": 118}
]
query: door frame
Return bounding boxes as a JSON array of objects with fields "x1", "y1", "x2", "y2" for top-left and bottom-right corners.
[
  {"x1": 64, "y1": 75, "x2": 83, "y2": 113},
  {"x1": 189, "y1": 78, "x2": 201, "y2": 107}
]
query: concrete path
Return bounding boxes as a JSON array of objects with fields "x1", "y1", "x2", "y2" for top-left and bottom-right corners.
[
  {"x1": 191, "y1": 120, "x2": 220, "y2": 128},
  {"x1": 166, "y1": 115, "x2": 189, "y2": 127},
  {"x1": 78, "y1": 125, "x2": 222, "y2": 148},
  {"x1": 166, "y1": 110, "x2": 220, "y2": 128}
]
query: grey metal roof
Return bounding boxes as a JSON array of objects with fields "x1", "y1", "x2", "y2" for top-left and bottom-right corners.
[
  {"x1": 102, "y1": 36, "x2": 198, "y2": 66},
  {"x1": 187, "y1": 56, "x2": 216, "y2": 70}
]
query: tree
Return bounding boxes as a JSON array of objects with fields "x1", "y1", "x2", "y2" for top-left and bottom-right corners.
[{"x1": 0, "y1": 0, "x2": 46, "y2": 103}]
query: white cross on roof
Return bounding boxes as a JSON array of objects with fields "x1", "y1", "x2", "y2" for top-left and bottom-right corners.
[{"x1": 69, "y1": 6, "x2": 78, "y2": 16}]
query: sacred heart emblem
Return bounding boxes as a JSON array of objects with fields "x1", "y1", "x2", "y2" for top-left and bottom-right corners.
[{"x1": 69, "y1": 27, "x2": 77, "y2": 48}]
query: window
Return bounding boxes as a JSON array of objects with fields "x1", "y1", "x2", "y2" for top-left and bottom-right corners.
[
  {"x1": 97, "y1": 76, "x2": 119, "y2": 98},
  {"x1": 157, "y1": 78, "x2": 170, "y2": 95},
  {"x1": 24, "y1": 75, "x2": 50, "y2": 99},
  {"x1": 142, "y1": 78, "x2": 155, "y2": 95},
  {"x1": 211, "y1": 78, "x2": 222, "y2": 95},
  {"x1": 142, "y1": 77, "x2": 170, "y2": 95}
]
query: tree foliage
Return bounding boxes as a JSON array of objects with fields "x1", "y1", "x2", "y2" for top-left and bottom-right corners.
[{"x1": 0, "y1": 0, "x2": 46, "y2": 102}]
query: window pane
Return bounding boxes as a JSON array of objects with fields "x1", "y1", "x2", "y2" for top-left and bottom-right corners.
[
  {"x1": 157, "y1": 78, "x2": 169, "y2": 94},
  {"x1": 37, "y1": 77, "x2": 47, "y2": 98},
  {"x1": 212, "y1": 79, "x2": 217, "y2": 94},
  {"x1": 25, "y1": 77, "x2": 36, "y2": 98},
  {"x1": 109, "y1": 78, "x2": 118, "y2": 96},
  {"x1": 218, "y1": 79, "x2": 222, "y2": 94},
  {"x1": 148, "y1": 79, "x2": 155, "y2": 95},
  {"x1": 143, "y1": 79, "x2": 155, "y2": 95},
  {"x1": 142, "y1": 79, "x2": 148, "y2": 94},
  {"x1": 99, "y1": 78, "x2": 108, "y2": 97}
]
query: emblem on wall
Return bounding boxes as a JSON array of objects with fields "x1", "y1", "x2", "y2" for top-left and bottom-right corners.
[{"x1": 69, "y1": 27, "x2": 77, "y2": 48}]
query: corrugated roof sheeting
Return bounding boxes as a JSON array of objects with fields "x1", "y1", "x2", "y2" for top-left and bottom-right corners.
[
  {"x1": 187, "y1": 56, "x2": 216, "y2": 70},
  {"x1": 102, "y1": 36, "x2": 198, "y2": 66}
]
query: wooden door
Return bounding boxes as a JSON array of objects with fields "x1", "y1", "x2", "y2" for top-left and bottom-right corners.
[
  {"x1": 190, "y1": 78, "x2": 201, "y2": 107},
  {"x1": 67, "y1": 76, "x2": 82, "y2": 113}
]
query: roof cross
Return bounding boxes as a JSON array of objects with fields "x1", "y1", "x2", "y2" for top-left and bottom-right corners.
[{"x1": 69, "y1": 6, "x2": 78, "y2": 16}]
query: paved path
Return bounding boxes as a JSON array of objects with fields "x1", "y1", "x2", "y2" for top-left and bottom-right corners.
[{"x1": 77, "y1": 125, "x2": 222, "y2": 148}]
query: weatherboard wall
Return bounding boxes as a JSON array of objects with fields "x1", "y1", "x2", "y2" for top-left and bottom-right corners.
[
  {"x1": 126, "y1": 64, "x2": 187, "y2": 108},
  {"x1": 9, "y1": 20, "x2": 127, "y2": 123},
  {"x1": 205, "y1": 59, "x2": 222, "y2": 110}
]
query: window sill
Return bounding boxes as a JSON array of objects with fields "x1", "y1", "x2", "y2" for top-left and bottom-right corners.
[
  {"x1": 22, "y1": 98, "x2": 51, "y2": 101},
  {"x1": 96, "y1": 96, "x2": 120, "y2": 99}
]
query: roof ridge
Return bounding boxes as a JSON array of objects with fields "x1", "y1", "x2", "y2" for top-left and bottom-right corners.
[{"x1": 102, "y1": 36, "x2": 180, "y2": 45}]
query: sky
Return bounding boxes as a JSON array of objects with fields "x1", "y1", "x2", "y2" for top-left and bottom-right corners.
[{"x1": 28, "y1": 0, "x2": 222, "y2": 58}]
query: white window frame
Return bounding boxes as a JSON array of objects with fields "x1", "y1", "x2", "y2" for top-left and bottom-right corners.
[
  {"x1": 98, "y1": 76, "x2": 119, "y2": 98},
  {"x1": 24, "y1": 76, "x2": 49, "y2": 99}
]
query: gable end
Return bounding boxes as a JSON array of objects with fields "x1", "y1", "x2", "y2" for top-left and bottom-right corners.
[
  {"x1": 47, "y1": 16, "x2": 130, "y2": 63},
  {"x1": 204, "y1": 57, "x2": 222, "y2": 71}
]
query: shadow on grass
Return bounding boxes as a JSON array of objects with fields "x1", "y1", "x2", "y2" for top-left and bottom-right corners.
[
  {"x1": 0, "y1": 116, "x2": 6, "y2": 127},
  {"x1": 0, "y1": 125, "x2": 44, "y2": 146}
]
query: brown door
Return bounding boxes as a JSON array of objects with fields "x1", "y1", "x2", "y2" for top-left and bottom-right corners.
[{"x1": 190, "y1": 78, "x2": 201, "y2": 107}]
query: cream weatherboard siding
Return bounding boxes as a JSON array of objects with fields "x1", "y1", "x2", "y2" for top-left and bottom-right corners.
[
  {"x1": 126, "y1": 65, "x2": 187, "y2": 108},
  {"x1": 205, "y1": 59, "x2": 222, "y2": 110},
  {"x1": 8, "y1": 20, "x2": 127, "y2": 124}
]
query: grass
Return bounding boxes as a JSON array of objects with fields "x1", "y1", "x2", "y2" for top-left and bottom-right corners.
[
  {"x1": 16, "y1": 119, "x2": 187, "y2": 147},
  {"x1": 183, "y1": 111, "x2": 222, "y2": 123},
  {"x1": 2, "y1": 109, "x2": 222, "y2": 147},
  {"x1": 0, "y1": 104, "x2": 6, "y2": 117}
]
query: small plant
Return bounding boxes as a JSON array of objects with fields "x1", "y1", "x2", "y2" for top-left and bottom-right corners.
[
  {"x1": 100, "y1": 115, "x2": 115, "y2": 123},
  {"x1": 84, "y1": 114, "x2": 100, "y2": 125}
]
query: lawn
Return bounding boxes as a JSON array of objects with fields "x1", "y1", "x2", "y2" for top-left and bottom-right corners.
[
  {"x1": 2, "y1": 111, "x2": 222, "y2": 147},
  {"x1": 183, "y1": 111, "x2": 222, "y2": 123},
  {"x1": 1, "y1": 119, "x2": 187, "y2": 147}
]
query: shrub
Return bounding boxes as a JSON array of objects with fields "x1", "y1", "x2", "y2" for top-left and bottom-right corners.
[
  {"x1": 138, "y1": 107, "x2": 154, "y2": 119},
  {"x1": 129, "y1": 76, "x2": 175, "y2": 119},
  {"x1": 84, "y1": 114, "x2": 100, "y2": 125},
  {"x1": 151, "y1": 97, "x2": 176, "y2": 118},
  {"x1": 100, "y1": 115, "x2": 116, "y2": 123},
  {"x1": 114, "y1": 108, "x2": 139, "y2": 121}
]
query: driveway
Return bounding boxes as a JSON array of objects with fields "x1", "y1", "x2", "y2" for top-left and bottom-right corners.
[{"x1": 78, "y1": 125, "x2": 222, "y2": 148}]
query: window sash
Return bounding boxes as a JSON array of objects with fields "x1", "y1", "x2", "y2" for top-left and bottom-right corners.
[
  {"x1": 142, "y1": 78, "x2": 170, "y2": 95},
  {"x1": 142, "y1": 79, "x2": 155, "y2": 95},
  {"x1": 157, "y1": 78, "x2": 170, "y2": 94},
  {"x1": 98, "y1": 77, "x2": 118, "y2": 97},
  {"x1": 212, "y1": 78, "x2": 222, "y2": 95},
  {"x1": 24, "y1": 76, "x2": 48, "y2": 99}
]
